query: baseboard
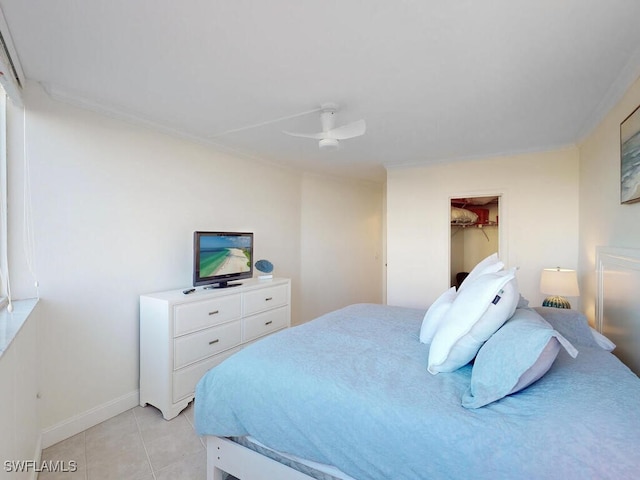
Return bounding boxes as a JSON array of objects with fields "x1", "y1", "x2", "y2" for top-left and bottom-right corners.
[{"x1": 40, "y1": 389, "x2": 139, "y2": 449}]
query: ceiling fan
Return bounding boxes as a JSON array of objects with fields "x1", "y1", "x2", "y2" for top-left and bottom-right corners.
[{"x1": 283, "y1": 103, "x2": 366, "y2": 150}]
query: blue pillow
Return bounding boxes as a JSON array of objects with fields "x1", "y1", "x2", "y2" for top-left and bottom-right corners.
[
  {"x1": 462, "y1": 308, "x2": 577, "y2": 409},
  {"x1": 533, "y1": 307, "x2": 601, "y2": 349}
]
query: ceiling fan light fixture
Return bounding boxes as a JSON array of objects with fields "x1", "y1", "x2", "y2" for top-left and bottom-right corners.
[
  {"x1": 283, "y1": 103, "x2": 365, "y2": 151},
  {"x1": 319, "y1": 138, "x2": 339, "y2": 150}
]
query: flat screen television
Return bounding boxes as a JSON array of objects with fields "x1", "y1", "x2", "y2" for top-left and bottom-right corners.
[{"x1": 193, "y1": 231, "x2": 254, "y2": 288}]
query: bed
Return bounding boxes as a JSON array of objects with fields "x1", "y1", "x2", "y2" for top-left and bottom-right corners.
[{"x1": 195, "y1": 255, "x2": 640, "y2": 480}]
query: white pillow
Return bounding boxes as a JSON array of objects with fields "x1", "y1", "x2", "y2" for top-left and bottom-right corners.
[
  {"x1": 458, "y1": 253, "x2": 504, "y2": 292},
  {"x1": 428, "y1": 268, "x2": 519, "y2": 374},
  {"x1": 420, "y1": 287, "x2": 457, "y2": 344}
]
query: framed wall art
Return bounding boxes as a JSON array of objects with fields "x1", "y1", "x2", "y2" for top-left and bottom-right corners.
[{"x1": 620, "y1": 104, "x2": 640, "y2": 204}]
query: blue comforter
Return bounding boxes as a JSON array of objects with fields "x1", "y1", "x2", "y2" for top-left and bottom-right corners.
[{"x1": 195, "y1": 304, "x2": 640, "y2": 480}]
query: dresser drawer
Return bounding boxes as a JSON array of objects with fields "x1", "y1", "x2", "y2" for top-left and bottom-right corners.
[
  {"x1": 243, "y1": 284, "x2": 288, "y2": 316},
  {"x1": 174, "y1": 294, "x2": 241, "y2": 336},
  {"x1": 173, "y1": 347, "x2": 240, "y2": 402},
  {"x1": 243, "y1": 306, "x2": 288, "y2": 342},
  {"x1": 174, "y1": 320, "x2": 242, "y2": 369}
]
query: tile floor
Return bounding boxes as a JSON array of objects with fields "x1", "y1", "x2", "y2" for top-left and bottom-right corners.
[{"x1": 38, "y1": 402, "x2": 207, "y2": 480}]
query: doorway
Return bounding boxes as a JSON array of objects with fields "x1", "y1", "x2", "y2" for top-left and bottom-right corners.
[{"x1": 450, "y1": 195, "x2": 500, "y2": 289}]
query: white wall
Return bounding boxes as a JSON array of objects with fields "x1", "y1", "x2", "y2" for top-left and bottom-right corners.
[
  {"x1": 0, "y1": 302, "x2": 41, "y2": 480},
  {"x1": 386, "y1": 148, "x2": 579, "y2": 308},
  {"x1": 578, "y1": 74, "x2": 640, "y2": 322},
  {"x1": 300, "y1": 174, "x2": 384, "y2": 323},
  {"x1": 6, "y1": 83, "x2": 383, "y2": 443}
]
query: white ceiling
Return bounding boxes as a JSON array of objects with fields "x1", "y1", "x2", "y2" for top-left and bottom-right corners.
[{"x1": 2, "y1": 0, "x2": 640, "y2": 183}]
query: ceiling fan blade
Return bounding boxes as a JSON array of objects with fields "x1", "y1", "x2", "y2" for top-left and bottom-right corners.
[
  {"x1": 328, "y1": 119, "x2": 366, "y2": 140},
  {"x1": 282, "y1": 130, "x2": 325, "y2": 140}
]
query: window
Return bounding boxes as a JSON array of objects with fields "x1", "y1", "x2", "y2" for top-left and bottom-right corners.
[{"x1": 0, "y1": 86, "x2": 7, "y2": 306}]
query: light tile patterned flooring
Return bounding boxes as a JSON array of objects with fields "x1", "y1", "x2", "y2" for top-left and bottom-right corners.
[{"x1": 38, "y1": 402, "x2": 207, "y2": 480}]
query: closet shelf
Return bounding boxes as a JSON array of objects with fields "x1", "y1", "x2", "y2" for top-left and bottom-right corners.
[
  {"x1": 450, "y1": 221, "x2": 498, "y2": 228},
  {"x1": 451, "y1": 221, "x2": 498, "y2": 241}
]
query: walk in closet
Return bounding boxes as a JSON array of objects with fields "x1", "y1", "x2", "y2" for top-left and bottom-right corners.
[{"x1": 450, "y1": 196, "x2": 500, "y2": 288}]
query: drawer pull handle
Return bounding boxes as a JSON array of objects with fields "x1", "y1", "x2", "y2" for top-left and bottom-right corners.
[
  {"x1": 209, "y1": 310, "x2": 219, "y2": 316},
  {"x1": 265, "y1": 321, "x2": 273, "y2": 326},
  {"x1": 265, "y1": 297, "x2": 273, "y2": 301},
  {"x1": 209, "y1": 339, "x2": 220, "y2": 345}
]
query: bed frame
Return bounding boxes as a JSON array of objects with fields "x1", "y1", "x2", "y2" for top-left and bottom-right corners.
[
  {"x1": 206, "y1": 436, "x2": 338, "y2": 480},
  {"x1": 596, "y1": 246, "x2": 640, "y2": 376},
  {"x1": 203, "y1": 246, "x2": 640, "y2": 480}
]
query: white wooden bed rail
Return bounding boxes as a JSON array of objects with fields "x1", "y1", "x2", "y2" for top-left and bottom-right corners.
[{"x1": 206, "y1": 436, "x2": 317, "y2": 480}]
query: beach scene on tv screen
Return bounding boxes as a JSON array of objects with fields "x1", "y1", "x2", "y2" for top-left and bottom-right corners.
[{"x1": 199, "y1": 236, "x2": 252, "y2": 277}]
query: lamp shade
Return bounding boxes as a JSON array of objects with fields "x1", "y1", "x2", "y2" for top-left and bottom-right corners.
[{"x1": 540, "y1": 268, "x2": 580, "y2": 297}]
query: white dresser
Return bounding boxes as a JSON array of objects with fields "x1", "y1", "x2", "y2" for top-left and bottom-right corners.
[{"x1": 139, "y1": 277, "x2": 291, "y2": 420}]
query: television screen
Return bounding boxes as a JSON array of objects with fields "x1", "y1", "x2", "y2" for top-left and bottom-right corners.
[{"x1": 193, "y1": 231, "x2": 253, "y2": 288}]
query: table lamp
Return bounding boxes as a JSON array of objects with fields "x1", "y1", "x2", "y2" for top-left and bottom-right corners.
[{"x1": 540, "y1": 267, "x2": 580, "y2": 308}]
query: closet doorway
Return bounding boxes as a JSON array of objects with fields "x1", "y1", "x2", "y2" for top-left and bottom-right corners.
[{"x1": 450, "y1": 195, "x2": 500, "y2": 289}]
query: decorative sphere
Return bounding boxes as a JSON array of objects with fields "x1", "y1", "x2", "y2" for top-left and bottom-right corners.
[{"x1": 255, "y1": 259, "x2": 274, "y2": 273}]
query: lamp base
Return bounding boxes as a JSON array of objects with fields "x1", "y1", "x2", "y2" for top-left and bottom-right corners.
[{"x1": 542, "y1": 296, "x2": 571, "y2": 309}]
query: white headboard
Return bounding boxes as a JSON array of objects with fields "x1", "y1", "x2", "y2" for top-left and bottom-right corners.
[{"x1": 596, "y1": 247, "x2": 640, "y2": 376}]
